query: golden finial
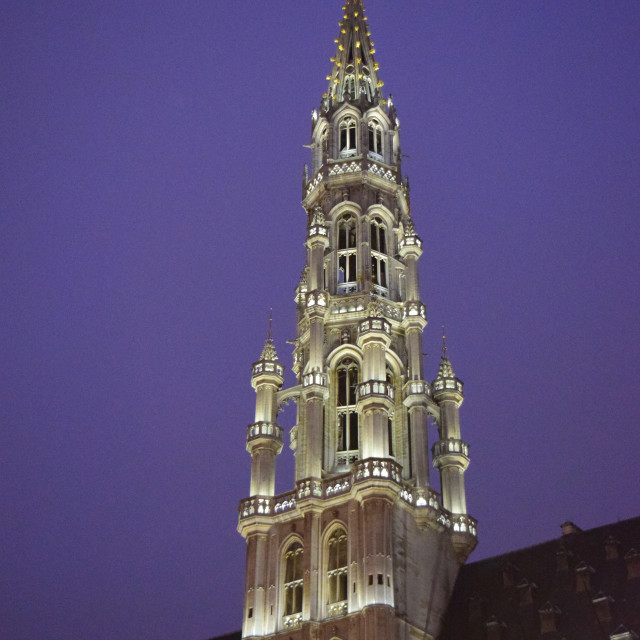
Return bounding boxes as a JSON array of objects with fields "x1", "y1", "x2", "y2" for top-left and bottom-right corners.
[
  {"x1": 442, "y1": 325, "x2": 447, "y2": 356},
  {"x1": 268, "y1": 308, "x2": 273, "y2": 340}
]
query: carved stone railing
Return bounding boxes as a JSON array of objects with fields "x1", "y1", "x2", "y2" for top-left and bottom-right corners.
[
  {"x1": 330, "y1": 298, "x2": 366, "y2": 315},
  {"x1": 353, "y1": 457, "x2": 402, "y2": 483},
  {"x1": 296, "y1": 478, "x2": 322, "y2": 499},
  {"x1": 400, "y1": 235, "x2": 423, "y2": 251},
  {"x1": 403, "y1": 379, "x2": 432, "y2": 399},
  {"x1": 432, "y1": 377, "x2": 464, "y2": 394},
  {"x1": 239, "y1": 496, "x2": 272, "y2": 518},
  {"x1": 432, "y1": 438, "x2": 469, "y2": 459},
  {"x1": 325, "y1": 473, "x2": 351, "y2": 497},
  {"x1": 451, "y1": 514, "x2": 478, "y2": 537},
  {"x1": 335, "y1": 450, "x2": 359, "y2": 467},
  {"x1": 336, "y1": 282, "x2": 357, "y2": 295},
  {"x1": 273, "y1": 490, "x2": 297, "y2": 515},
  {"x1": 283, "y1": 613, "x2": 302, "y2": 629},
  {"x1": 305, "y1": 172, "x2": 323, "y2": 196},
  {"x1": 302, "y1": 370, "x2": 327, "y2": 388},
  {"x1": 327, "y1": 601, "x2": 348, "y2": 617},
  {"x1": 252, "y1": 360, "x2": 284, "y2": 378},
  {"x1": 238, "y1": 462, "x2": 477, "y2": 541},
  {"x1": 372, "y1": 284, "x2": 389, "y2": 298},
  {"x1": 306, "y1": 290, "x2": 328, "y2": 309},
  {"x1": 403, "y1": 301, "x2": 426, "y2": 320},
  {"x1": 307, "y1": 223, "x2": 328, "y2": 239},
  {"x1": 358, "y1": 317, "x2": 391, "y2": 336},
  {"x1": 328, "y1": 160, "x2": 361, "y2": 177},
  {"x1": 246, "y1": 421, "x2": 283, "y2": 443},
  {"x1": 367, "y1": 160, "x2": 398, "y2": 183},
  {"x1": 399, "y1": 486, "x2": 440, "y2": 511},
  {"x1": 356, "y1": 380, "x2": 395, "y2": 403}
]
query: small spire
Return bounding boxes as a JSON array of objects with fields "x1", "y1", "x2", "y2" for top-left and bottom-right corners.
[
  {"x1": 435, "y1": 325, "x2": 456, "y2": 380},
  {"x1": 324, "y1": 0, "x2": 384, "y2": 106},
  {"x1": 259, "y1": 310, "x2": 278, "y2": 361}
]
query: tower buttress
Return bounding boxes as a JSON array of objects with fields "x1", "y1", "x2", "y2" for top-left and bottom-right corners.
[{"x1": 238, "y1": 3, "x2": 478, "y2": 637}]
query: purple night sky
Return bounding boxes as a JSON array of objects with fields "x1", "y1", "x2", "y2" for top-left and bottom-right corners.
[{"x1": 2, "y1": 1, "x2": 639, "y2": 638}]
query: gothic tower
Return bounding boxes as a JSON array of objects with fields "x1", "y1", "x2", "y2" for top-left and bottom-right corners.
[{"x1": 238, "y1": 2, "x2": 477, "y2": 638}]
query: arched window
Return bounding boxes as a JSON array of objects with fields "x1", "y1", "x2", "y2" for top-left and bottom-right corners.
[
  {"x1": 368, "y1": 119, "x2": 383, "y2": 159},
  {"x1": 370, "y1": 218, "x2": 387, "y2": 254},
  {"x1": 327, "y1": 528, "x2": 348, "y2": 616},
  {"x1": 315, "y1": 125, "x2": 328, "y2": 172},
  {"x1": 283, "y1": 542, "x2": 303, "y2": 626},
  {"x1": 336, "y1": 358, "x2": 359, "y2": 465},
  {"x1": 370, "y1": 217, "x2": 388, "y2": 296},
  {"x1": 339, "y1": 117, "x2": 357, "y2": 157},
  {"x1": 386, "y1": 367, "x2": 394, "y2": 456},
  {"x1": 337, "y1": 215, "x2": 357, "y2": 294}
]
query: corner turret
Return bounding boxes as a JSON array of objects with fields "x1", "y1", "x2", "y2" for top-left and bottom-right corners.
[{"x1": 247, "y1": 331, "x2": 284, "y2": 498}]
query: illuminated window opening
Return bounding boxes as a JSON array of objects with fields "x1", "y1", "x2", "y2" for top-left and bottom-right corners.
[
  {"x1": 368, "y1": 120, "x2": 383, "y2": 159},
  {"x1": 283, "y1": 542, "x2": 303, "y2": 620},
  {"x1": 336, "y1": 358, "x2": 359, "y2": 465},
  {"x1": 337, "y1": 215, "x2": 357, "y2": 293},
  {"x1": 339, "y1": 118, "x2": 357, "y2": 157},
  {"x1": 326, "y1": 528, "x2": 348, "y2": 615},
  {"x1": 370, "y1": 218, "x2": 388, "y2": 297}
]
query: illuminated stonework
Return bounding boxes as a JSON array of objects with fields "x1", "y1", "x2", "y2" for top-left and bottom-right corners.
[{"x1": 238, "y1": 2, "x2": 476, "y2": 638}]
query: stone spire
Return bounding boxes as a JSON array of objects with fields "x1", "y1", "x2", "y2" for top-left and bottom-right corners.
[
  {"x1": 435, "y1": 328, "x2": 459, "y2": 384},
  {"x1": 258, "y1": 311, "x2": 279, "y2": 361},
  {"x1": 259, "y1": 337, "x2": 278, "y2": 362},
  {"x1": 324, "y1": 0, "x2": 384, "y2": 106}
]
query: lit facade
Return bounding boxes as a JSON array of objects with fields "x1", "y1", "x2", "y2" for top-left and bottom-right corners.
[{"x1": 237, "y1": 2, "x2": 477, "y2": 638}]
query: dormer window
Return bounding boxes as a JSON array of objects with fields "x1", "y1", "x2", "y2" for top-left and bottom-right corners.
[
  {"x1": 339, "y1": 117, "x2": 357, "y2": 157},
  {"x1": 368, "y1": 120, "x2": 383, "y2": 160}
]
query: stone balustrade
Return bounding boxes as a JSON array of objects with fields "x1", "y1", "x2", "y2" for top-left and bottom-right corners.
[
  {"x1": 307, "y1": 224, "x2": 328, "y2": 238},
  {"x1": 403, "y1": 379, "x2": 432, "y2": 399},
  {"x1": 238, "y1": 460, "x2": 477, "y2": 541},
  {"x1": 432, "y1": 438, "x2": 469, "y2": 459},
  {"x1": 354, "y1": 457, "x2": 402, "y2": 483},
  {"x1": 305, "y1": 290, "x2": 327, "y2": 309},
  {"x1": 451, "y1": 513, "x2": 478, "y2": 537},
  {"x1": 273, "y1": 490, "x2": 297, "y2": 514},
  {"x1": 246, "y1": 421, "x2": 283, "y2": 443},
  {"x1": 400, "y1": 235, "x2": 423, "y2": 250},
  {"x1": 252, "y1": 360, "x2": 284, "y2": 378},
  {"x1": 283, "y1": 613, "x2": 302, "y2": 629},
  {"x1": 356, "y1": 380, "x2": 395, "y2": 403},
  {"x1": 296, "y1": 478, "x2": 322, "y2": 499},
  {"x1": 432, "y1": 377, "x2": 464, "y2": 394},
  {"x1": 403, "y1": 301, "x2": 426, "y2": 320},
  {"x1": 358, "y1": 316, "x2": 391, "y2": 335},
  {"x1": 302, "y1": 371, "x2": 327, "y2": 388}
]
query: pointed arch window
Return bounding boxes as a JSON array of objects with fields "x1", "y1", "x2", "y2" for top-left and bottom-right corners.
[
  {"x1": 336, "y1": 358, "x2": 359, "y2": 466},
  {"x1": 315, "y1": 125, "x2": 328, "y2": 172},
  {"x1": 283, "y1": 542, "x2": 303, "y2": 626},
  {"x1": 326, "y1": 528, "x2": 348, "y2": 616},
  {"x1": 368, "y1": 119, "x2": 383, "y2": 160},
  {"x1": 339, "y1": 117, "x2": 357, "y2": 157},
  {"x1": 337, "y1": 215, "x2": 357, "y2": 294},
  {"x1": 370, "y1": 217, "x2": 389, "y2": 297},
  {"x1": 386, "y1": 367, "x2": 394, "y2": 457}
]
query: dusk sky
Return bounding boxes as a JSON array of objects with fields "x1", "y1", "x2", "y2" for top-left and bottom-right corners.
[{"x1": 2, "y1": 1, "x2": 639, "y2": 639}]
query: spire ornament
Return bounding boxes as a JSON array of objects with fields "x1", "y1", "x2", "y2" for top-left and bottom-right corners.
[
  {"x1": 259, "y1": 310, "x2": 279, "y2": 361},
  {"x1": 324, "y1": 0, "x2": 384, "y2": 107}
]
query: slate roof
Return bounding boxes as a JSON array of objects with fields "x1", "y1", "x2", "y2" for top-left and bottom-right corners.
[{"x1": 440, "y1": 516, "x2": 640, "y2": 640}]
